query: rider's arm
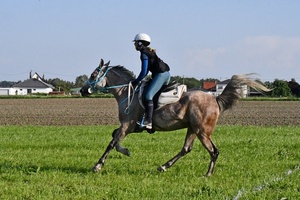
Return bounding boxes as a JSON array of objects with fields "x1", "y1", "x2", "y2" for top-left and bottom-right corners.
[{"x1": 132, "y1": 53, "x2": 148, "y2": 85}]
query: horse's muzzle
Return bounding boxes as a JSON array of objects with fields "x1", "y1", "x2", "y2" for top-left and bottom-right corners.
[{"x1": 80, "y1": 84, "x2": 92, "y2": 97}]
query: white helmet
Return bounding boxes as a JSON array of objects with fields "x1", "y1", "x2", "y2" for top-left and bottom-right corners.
[{"x1": 133, "y1": 33, "x2": 151, "y2": 43}]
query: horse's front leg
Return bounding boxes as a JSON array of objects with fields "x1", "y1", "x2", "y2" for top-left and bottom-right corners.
[
  {"x1": 115, "y1": 144, "x2": 130, "y2": 156},
  {"x1": 92, "y1": 138, "x2": 118, "y2": 172},
  {"x1": 93, "y1": 127, "x2": 130, "y2": 172}
]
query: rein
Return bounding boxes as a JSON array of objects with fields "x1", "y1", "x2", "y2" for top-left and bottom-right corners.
[{"x1": 87, "y1": 66, "x2": 135, "y2": 114}]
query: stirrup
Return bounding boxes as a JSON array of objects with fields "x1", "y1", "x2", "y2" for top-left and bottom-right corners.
[{"x1": 136, "y1": 121, "x2": 152, "y2": 129}]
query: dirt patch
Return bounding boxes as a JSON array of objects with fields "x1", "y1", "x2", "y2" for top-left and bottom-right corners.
[
  {"x1": 0, "y1": 98, "x2": 299, "y2": 126},
  {"x1": 218, "y1": 101, "x2": 300, "y2": 126},
  {"x1": 0, "y1": 98, "x2": 118, "y2": 126}
]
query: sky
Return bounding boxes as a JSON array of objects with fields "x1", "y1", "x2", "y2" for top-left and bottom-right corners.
[{"x1": 1, "y1": 0, "x2": 300, "y2": 83}]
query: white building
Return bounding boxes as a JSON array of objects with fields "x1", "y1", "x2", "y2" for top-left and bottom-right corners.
[
  {"x1": 0, "y1": 73, "x2": 54, "y2": 95},
  {"x1": 0, "y1": 88, "x2": 14, "y2": 95},
  {"x1": 215, "y1": 79, "x2": 248, "y2": 97}
]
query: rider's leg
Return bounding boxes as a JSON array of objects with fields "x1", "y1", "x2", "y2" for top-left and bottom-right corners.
[
  {"x1": 142, "y1": 100, "x2": 154, "y2": 129},
  {"x1": 141, "y1": 71, "x2": 170, "y2": 129}
]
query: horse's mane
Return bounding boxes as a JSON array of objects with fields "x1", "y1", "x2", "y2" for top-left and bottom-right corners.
[{"x1": 109, "y1": 65, "x2": 135, "y2": 82}]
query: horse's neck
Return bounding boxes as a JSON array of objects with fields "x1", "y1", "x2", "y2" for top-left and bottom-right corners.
[
  {"x1": 106, "y1": 77, "x2": 131, "y2": 104},
  {"x1": 106, "y1": 67, "x2": 134, "y2": 104},
  {"x1": 110, "y1": 87, "x2": 128, "y2": 103}
]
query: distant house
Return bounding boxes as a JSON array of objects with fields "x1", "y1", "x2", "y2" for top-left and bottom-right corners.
[
  {"x1": 0, "y1": 88, "x2": 11, "y2": 95},
  {"x1": 203, "y1": 81, "x2": 217, "y2": 91},
  {"x1": 70, "y1": 88, "x2": 81, "y2": 96},
  {"x1": 215, "y1": 79, "x2": 248, "y2": 97},
  {"x1": 216, "y1": 79, "x2": 231, "y2": 95},
  {"x1": 10, "y1": 72, "x2": 54, "y2": 95},
  {"x1": 201, "y1": 81, "x2": 217, "y2": 96}
]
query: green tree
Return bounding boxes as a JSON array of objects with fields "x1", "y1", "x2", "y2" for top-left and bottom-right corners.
[
  {"x1": 75, "y1": 75, "x2": 88, "y2": 87},
  {"x1": 0, "y1": 81, "x2": 19, "y2": 87},
  {"x1": 271, "y1": 79, "x2": 291, "y2": 97},
  {"x1": 288, "y1": 78, "x2": 300, "y2": 97},
  {"x1": 47, "y1": 78, "x2": 74, "y2": 93},
  {"x1": 170, "y1": 76, "x2": 202, "y2": 89}
]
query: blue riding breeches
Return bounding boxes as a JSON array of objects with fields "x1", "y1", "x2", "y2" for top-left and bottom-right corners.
[{"x1": 145, "y1": 71, "x2": 170, "y2": 101}]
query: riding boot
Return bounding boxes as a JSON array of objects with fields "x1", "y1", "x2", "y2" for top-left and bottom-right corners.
[
  {"x1": 137, "y1": 100, "x2": 153, "y2": 129},
  {"x1": 144, "y1": 100, "x2": 153, "y2": 129}
]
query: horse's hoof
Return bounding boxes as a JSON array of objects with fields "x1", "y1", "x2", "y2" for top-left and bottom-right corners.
[
  {"x1": 205, "y1": 172, "x2": 212, "y2": 177},
  {"x1": 92, "y1": 164, "x2": 102, "y2": 173},
  {"x1": 116, "y1": 146, "x2": 131, "y2": 157},
  {"x1": 157, "y1": 166, "x2": 166, "y2": 172},
  {"x1": 124, "y1": 148, "x2": 131, "y2": 157}
]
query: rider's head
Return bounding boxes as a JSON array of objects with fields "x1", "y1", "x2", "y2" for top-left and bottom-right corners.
[{"x1": 133, "y1": 33, "x2": 151, "y2": 50}]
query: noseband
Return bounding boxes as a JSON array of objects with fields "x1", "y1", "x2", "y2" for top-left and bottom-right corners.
[
  {"x1": 87, "y1": 66, "x2": 129, "y2": 93},
  {"x1": 86, "y1": 65, "x2": 135, "y2": 114},
  {"x1": 87, "y1": 66, "x2": 110, "y2": 93}
]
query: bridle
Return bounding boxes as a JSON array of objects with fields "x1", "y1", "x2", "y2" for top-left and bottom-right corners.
[
  {"x1": 87, "y1": 65, "x2": 129, "y2": 93},
  {"x1": 86, "y1": 65, "x2": 135, "y2": 114}
]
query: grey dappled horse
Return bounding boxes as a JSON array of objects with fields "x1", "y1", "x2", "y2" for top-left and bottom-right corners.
[{"x1": 80, "y1": 59, "x2": 270, "y2": 176}]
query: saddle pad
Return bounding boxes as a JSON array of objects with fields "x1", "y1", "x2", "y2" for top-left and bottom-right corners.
[{"x1": 157, "y1": 84, "x2": 187, "y2": 108}]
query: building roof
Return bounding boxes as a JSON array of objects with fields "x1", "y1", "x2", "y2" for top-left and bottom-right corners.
[
  {"x1": 12, "y1": 73, "x2": 54, "y2": 89},
  {"x1": 203, "y1": 81, "x2": 216, "y2": 90},
  {"x1": 217, "y1": 79, "x2": 231, "y2": 85}
]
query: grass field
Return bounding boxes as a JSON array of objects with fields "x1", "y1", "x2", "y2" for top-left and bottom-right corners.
[{"x1": 0, "y1": 125, "x2": 299, "y2": 199}]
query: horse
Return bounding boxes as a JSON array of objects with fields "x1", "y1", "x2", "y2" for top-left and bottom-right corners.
[{"x1": 80, "y1": 59, "x2": 270, "y2": 176}]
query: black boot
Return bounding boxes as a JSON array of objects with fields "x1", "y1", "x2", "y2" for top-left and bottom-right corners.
[{"x1": 138, "y1": 100, "x2": 153, "y2": 129}]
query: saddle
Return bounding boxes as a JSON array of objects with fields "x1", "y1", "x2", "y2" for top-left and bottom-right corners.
[{"x1": 138, "y1": 79, "x2": 187, "y2": 110}]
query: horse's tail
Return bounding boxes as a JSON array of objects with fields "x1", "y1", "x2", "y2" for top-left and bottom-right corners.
[{"x1": 216, "y1": 73, "x2": 270, "y2": 112}]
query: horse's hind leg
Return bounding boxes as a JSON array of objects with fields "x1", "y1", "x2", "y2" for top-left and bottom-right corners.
[
  {"x1": 198, "y1": 134, "x2": 219, "y2": 177},
  {"x1": 112, "y1": 128, "x2": 130, "y2": 156},
  {"x1": 158, "y1": 128, "x2": 196, "y2": 172}
]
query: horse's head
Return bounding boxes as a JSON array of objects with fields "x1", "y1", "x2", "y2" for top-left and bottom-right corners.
[{"x1": 80, "y1": 59, "x2": 110, "y2": 97}]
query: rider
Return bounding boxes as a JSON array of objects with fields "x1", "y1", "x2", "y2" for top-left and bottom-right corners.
[{"x1": 131, "y1": 33, "x2": 171, "y2": 130}]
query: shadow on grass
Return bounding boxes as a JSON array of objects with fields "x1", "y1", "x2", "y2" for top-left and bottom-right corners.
[{"x1": 0, "y1": 161, "x2": 93, "y2": 175}]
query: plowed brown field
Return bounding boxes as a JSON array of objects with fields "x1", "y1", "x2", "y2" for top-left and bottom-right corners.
[{"x1": 0, "y1": 98, "x2": 299, "y2": 126}]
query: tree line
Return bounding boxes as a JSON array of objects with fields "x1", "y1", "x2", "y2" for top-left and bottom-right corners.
[{"x1": 0, "y1": 75, "x2": 299, "y2": 97}]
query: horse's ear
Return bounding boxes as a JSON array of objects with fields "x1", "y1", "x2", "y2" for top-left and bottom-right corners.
[
  {"x1": 99, "y1": 59, "x2": 104, "y2": 67},
  {"x1": 105, "y1": 60, "x2": 110, "y2": 66}
]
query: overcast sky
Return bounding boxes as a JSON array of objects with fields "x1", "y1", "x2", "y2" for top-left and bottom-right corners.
[{"x1": 1, "y1": 0, "x2": 300, "y2": 83}]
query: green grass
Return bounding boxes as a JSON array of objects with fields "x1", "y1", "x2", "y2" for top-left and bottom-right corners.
[{"x1": 0, "y1": 125, "x2": 299, "y2": 199}]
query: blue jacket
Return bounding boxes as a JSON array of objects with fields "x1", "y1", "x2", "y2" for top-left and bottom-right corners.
[{"x1": 133, "y1": 47, "x2": 169, "y2": 85}]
